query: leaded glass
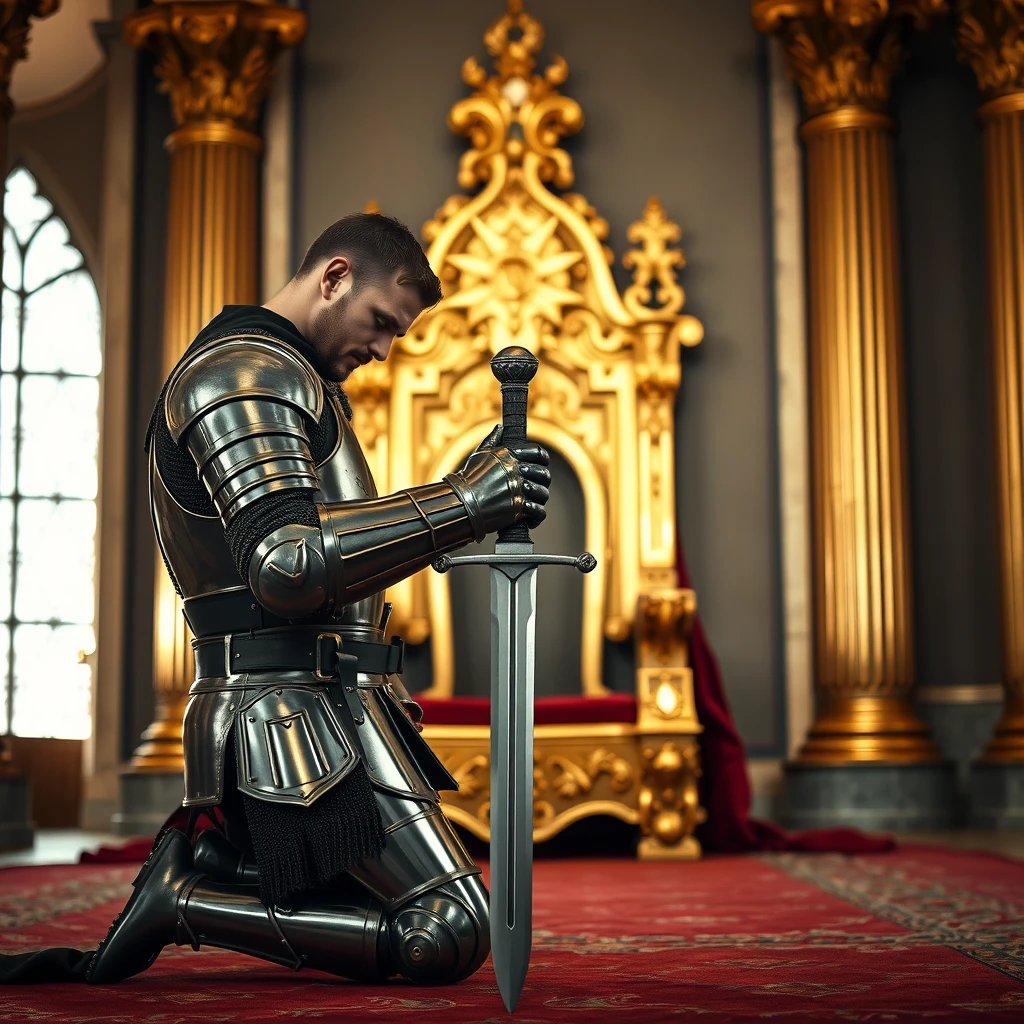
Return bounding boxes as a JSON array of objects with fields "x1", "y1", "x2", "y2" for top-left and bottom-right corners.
[
  {"x1": 22, "y1": 271, "x2": 101, "y2": 375},
  {"x1": 11, "y1": 624, "x2": 93, "y2": 740},
  {"x1": 0, "y1": 167, "x2": 101, "y2": 740},
  {"x1": 18, "y1": 376, "x2": 99, "y2": 498}
]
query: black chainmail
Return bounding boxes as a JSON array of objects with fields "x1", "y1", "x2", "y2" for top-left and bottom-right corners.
[{"x1": 241, "y1": 764, "x2": 385, "y2": 908}]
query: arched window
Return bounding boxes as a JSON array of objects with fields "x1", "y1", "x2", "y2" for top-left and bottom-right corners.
[{"x1": 0, "y1": 167, "x2": 101, "y2": 740}]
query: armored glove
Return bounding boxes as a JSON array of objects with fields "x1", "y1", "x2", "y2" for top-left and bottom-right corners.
[{"x1": 445, "y1": 424, "x2": 551, "y2": 542}]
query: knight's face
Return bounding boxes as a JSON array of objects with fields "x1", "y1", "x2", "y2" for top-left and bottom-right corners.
[{"x1": 310, "y1": 269, "x2": 423, "y2": 382}]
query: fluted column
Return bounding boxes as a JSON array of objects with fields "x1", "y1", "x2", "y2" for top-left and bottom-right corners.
[
  {"x1": 954, "y1": 2, "x2": 1024, "y2": 764},
  {"x1": 123, "y1": 1, "x2": 305, "y2": 773},
  {"x1": 754, "y1": 2, "x2": 944, "y2": 767}
]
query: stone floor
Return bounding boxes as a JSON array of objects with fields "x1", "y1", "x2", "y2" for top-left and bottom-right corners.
[
  {"x1": 0, "y1": 829, "x2": 123, "y2": 868},
  {"x1": 3, "y1": 828, "x2": 1024, "y2": 868}
]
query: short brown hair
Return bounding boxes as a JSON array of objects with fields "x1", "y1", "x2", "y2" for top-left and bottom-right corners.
[{"x1": 296, "y1": 213, "x2": 442, "y2": 307}]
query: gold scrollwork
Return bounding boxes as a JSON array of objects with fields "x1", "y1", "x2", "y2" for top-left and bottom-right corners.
[
  {"x1": 545, "y1": 749, "x2": 635, "y2": 799},
  {"x1": 638, "y1": 740, "x2": 705, "y2": 856},
  {"x1": 444, "y1": 753, "x2": 489, "y2": 799}
]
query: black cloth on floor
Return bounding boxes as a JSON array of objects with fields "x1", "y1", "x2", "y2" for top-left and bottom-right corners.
[{"x1": 0, "y1": 947, "x2": 95, "y2": 983}]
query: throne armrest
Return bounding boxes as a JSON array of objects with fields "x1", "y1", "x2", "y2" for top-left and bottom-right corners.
[
  {"x1": 633, "y1": 587, "x2": 705, "y2": 859},
  {"x1": 634, "y1": 588, "x2": 700, "y2": 734}
]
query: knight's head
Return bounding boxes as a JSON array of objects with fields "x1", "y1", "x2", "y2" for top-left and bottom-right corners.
[{"x1": 292, "y1": 213, "x2": 441, "y2": 381}]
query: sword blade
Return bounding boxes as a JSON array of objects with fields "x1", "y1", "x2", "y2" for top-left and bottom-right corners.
[{"x1": 489, "y1": 541, "x2": 537, "y2": 1013}]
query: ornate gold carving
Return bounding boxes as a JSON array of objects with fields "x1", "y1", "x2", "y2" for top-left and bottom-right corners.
[
  {"x1": 0, "y1": 0, "x2": 59, "y2": 118},
  {"x1": 546, "y1": 749, "x2": 634, "y2": 798},
  {"x1": 124, "y1": 1, "x2": 306, "y2": 132},
  {"x1": 347, "y1": 1, "x2": 702, "y2": 693},
  {"x1": 634, "y1": 589, "x2": 702, "y2": 737},
  {"x1": 953, "y1": 0, "x2": 1024, "y2": 100},
  {"x1": 450, "y1": 0, "x2": 582, "y2": 190},
  {"x1": 434, "y1": 731, "x2": 641, "y2": 843},
  {"x1": 752, "y1": 1, "x2": 943, "y2": 117},
  {"x1": 637, "y1": 740, "x2": 704, "y2": 860},
  {"x1": 445, "y1": 752, "x2": 489, "y2": 797}
]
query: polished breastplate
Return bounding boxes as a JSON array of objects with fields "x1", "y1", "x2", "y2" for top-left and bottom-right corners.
[{"x1": 150, "y1": 388, "x2": 384, "y2": 634}]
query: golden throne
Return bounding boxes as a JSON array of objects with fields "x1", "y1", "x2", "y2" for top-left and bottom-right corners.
[{"x1": 347, "y1": 1, "x2": 707, "y2": 860}]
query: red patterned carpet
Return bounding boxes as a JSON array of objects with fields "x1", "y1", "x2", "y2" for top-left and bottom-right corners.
[{"x1": 2, "y1": 846, "x2": 1024, "y2": 1022}]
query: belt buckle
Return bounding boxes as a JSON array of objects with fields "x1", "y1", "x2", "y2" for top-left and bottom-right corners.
[
  {"x1": 223, "y1": 634, "x2": 234, "y2": 677},
  {"x1": 315, "y1": 633, "x2": 342, "y2": 681}
]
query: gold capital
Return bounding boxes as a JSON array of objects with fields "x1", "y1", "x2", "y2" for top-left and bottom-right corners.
[
  {"x1": 124, "y1": 0, "x2": 306, "y2": 131},
  {"x1": 0, "y1": 0, "x2": 60, "y2": 118},
  {"x1": 752, "y1": 0, "x2": 943, "y2": 116},
  {"x1": 953, "y1": 0, "x2": 1024, "y2": 99}
]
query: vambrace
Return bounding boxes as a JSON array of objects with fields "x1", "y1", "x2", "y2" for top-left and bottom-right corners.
[
  {"x1": 246, "y1": 484, "x2": 475, "y2": 618},
  {"x1": 318, "y1": 484, "x2": 475, "y2": 611}
]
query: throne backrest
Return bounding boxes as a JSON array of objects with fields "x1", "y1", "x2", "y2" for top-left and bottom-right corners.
[{"x1": 344, "y1": 1, "x2": 702, "y2": 697}]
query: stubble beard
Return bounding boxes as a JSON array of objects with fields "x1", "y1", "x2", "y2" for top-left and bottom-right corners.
[{"x1": 310, "y1": 290, "x2": 352, "y2": 381}]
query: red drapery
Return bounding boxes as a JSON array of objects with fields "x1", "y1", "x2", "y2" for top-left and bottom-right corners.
[{"x1": 677, "y1": 539, "x2": 893, "y2": 853}]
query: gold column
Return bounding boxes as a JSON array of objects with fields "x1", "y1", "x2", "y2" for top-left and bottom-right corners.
[
  {"x1": 124, "y1": 1, "x2": 305, "y2": 770},
  {"x1": 954, "y1": 1, "x2": 1024, "y2": 761},
  {"x1": 754, "y1": 1, "x2": 943, "y2": 763}
]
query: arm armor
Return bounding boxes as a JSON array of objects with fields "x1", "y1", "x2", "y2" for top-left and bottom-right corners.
[
  {"x1": 164, "y1": 336, "x2": 323, "y2": 525},
  {"x1": 166, "y1": 336, "x2": 524, "y2": 620},
  {"x1": 247, "y1": 447, "x2": 525, "y2": 618}
]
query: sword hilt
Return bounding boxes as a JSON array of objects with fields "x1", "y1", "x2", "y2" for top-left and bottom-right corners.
[{"x1": 491, "y1": 346, "x2": 538, "y2": 545}]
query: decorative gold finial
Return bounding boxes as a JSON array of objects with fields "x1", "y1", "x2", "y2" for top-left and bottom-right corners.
[
  {"x1": 124, "y1": 1, "x2": 306, "y2": 132},
  {"x1": 0, "y1": 0, "x2": 60, "y2": 119},
  {"x1": 449, "y1": 0, "x2": 582, "y2": 190},
  {"x1": 623, "y1": 198, "x2": 704, "y2": 343}
]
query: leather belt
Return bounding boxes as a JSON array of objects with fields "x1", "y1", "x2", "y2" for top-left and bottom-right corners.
[{"x1": 192, "y1": 628, "x2": 404, "y2": 680}]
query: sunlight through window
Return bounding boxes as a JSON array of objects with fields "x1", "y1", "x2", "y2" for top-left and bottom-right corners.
[{"x1": 0, "y1": 167, "x2": 100, "y2": 740}]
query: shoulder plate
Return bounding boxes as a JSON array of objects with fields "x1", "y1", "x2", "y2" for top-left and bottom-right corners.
[{"x1": 165, "y1": 334, "x2": 324, "y2": 443}]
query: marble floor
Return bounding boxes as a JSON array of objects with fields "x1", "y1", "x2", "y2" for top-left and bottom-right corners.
[{"x1": 2, "y1": 829, "x2": 1024, "y2": 868}]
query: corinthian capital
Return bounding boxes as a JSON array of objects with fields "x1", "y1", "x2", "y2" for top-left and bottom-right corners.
[
  {"x1": 124, "y1": 1, "x2": 306, "y2": 130},
  {"x1": 0, "y1": 0, "x2": 60, "y2": 117},
  {"x1": 752, "y1": 1, "x2": 944, "y2": 116},
  {"x1": 953, "y1": 1, "x2": 1024, "y2": 99}
]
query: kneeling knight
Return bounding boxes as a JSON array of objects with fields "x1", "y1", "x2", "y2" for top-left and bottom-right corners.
[{"x1": 87, "y1": 213, "x2": 550, "y2": 985}]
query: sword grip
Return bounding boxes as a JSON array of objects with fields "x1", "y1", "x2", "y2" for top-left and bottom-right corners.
[{"x1": 491, "y1": 346, "x2": 539, "y2": 545}]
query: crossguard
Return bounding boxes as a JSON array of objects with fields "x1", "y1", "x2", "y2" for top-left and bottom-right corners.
[{"x1": 432, "y1": 551, "x2": 597, "y2": 574}]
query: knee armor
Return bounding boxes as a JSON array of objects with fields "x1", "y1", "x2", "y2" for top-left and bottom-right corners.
[{"x1": 389, "y1": 878, "x2": 490, "y2": 984}]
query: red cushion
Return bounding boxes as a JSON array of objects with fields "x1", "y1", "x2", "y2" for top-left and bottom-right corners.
[{"x1": 417, "y1": 693, "x2": 638, "y2": 727}]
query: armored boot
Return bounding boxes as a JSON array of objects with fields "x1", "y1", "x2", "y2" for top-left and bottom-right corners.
[{"x1": 87, "y1": 828, "x2": 201, "y2": 984}]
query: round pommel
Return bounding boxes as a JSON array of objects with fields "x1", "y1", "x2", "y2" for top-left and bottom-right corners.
[{"x1": 490, "y1": 346, "x2": 538, "y2": 385}]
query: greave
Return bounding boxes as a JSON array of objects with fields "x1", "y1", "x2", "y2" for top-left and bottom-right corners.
[{"x1": 178, "y1": 878, "x2": 394, "y2": 982}]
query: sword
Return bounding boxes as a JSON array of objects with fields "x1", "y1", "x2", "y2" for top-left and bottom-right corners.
[{"x1": 433, "y1": 346, "x2": 596, "y2": 1012}]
